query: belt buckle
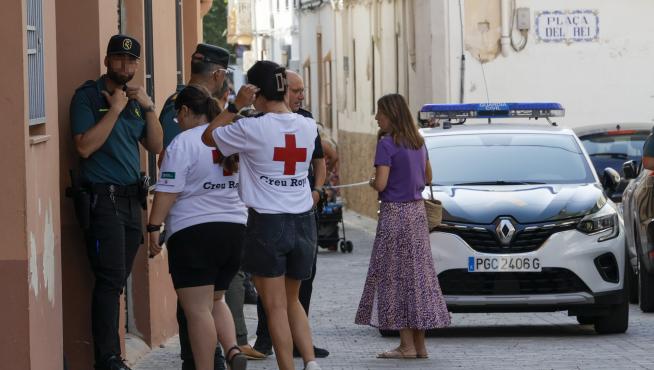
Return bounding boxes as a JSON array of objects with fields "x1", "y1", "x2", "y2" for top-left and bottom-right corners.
[{"x1": 108, "y1": 184, "x2": 116, "y2": 203}]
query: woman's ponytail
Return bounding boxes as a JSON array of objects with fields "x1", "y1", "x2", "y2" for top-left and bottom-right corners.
[
  {"x1": 205, "y1": 95, "x2": 221, "y2": 121},
  {"x1": 175, "y1": 84, "x2": 220, "y2": 121}
]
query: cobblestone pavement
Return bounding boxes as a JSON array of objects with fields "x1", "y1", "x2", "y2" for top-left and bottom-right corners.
[{"x1": 135, "y1": 211, "x2": 654, "y2": 370}]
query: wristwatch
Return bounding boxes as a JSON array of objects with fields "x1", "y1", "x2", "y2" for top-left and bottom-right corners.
[
  {"x1": 146, "y1": 224, "x2": 161, "y2": 233},
  {"x1": 312, "y1": 187, "x2": 326, "y2": 203},
  {"x1": 226, "y1": 102, "x2": 239, "y2": 114},
  {"x1": 142, "y1": 104, "x2": 155, "y2": 113}
]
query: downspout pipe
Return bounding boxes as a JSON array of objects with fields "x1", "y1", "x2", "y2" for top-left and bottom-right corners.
[
  {"x1": 407, "y1": 0, "x2": 416, "y2": 69},
  {"x1": 500, "y1": 0, "x2": 511, "y2": 57}
]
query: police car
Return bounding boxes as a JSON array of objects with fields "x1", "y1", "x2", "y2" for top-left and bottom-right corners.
[{"x1": 420, "y1": 103, "x2": 628, "y2": 334}]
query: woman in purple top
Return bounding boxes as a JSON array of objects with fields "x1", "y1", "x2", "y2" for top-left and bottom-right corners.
[{"x1": 355, "y1": 94, "x2": 450, "y2": 359}]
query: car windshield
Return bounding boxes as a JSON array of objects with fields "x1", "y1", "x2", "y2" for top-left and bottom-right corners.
[
  {"x1": 579, "y1": 132, "x2": 648, "y2": 176},
  {"x1": 426, "y1": 133, "x2": 596, "y2": 185}
]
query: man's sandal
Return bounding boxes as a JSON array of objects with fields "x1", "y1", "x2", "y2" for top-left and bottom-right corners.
[
  {"x1": 226, "y1": 346, "x2": 248, "y2": 370},
  {"x1": 376, "y1": 348, "x2": 417, "y2": 359}
]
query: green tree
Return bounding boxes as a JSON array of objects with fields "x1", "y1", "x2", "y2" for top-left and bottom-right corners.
[{"x1": 203, "y1": 0, "x2": 229, "y2": 49}]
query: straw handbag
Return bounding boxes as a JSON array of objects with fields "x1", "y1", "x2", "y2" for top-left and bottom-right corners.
[{"x1": 425, "y1": 184, "x2": 442, "y2": 230}]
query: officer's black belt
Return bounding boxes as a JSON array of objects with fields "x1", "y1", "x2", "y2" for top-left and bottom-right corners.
[{"x1": 89, "y1": 183, "x2": 140, "y2": 197}]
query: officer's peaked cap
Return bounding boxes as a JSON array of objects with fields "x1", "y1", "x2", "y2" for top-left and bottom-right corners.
[
  {"x1": 107, "y1": 34, "x2": 141, "y2": 58},
  {"x1": 193, "y1": 44, "x2": 230, "y2": 68}
]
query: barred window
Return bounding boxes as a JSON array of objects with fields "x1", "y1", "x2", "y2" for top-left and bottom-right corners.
[{"x1": 27, "y1": 0, "x2": 45, "y2": 125}]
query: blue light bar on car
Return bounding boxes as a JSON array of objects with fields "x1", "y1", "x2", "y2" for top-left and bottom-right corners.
[{"x1": 418, "y1": 102, "x2": 565, "y2": 121}]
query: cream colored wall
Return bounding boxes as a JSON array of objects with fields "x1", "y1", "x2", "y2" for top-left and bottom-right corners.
[
  {"x1": 334, "y1": 0, "x2": 443, "y2": 135},
  {"x1": 330, "y1": 0, "x2": 654, "y2": 218},
  {"x1": 298, "y1": 5, "x2": 336, "y2": 128},
  {"x1": 322, "y1": 0, "x2": 453, "y2": 216},
  {"x1": 335, "y1": 3, "x2": 376, "y2": 135},
  {"x1": 447, "y1": 0, "x2": 654, "y2": 125}
]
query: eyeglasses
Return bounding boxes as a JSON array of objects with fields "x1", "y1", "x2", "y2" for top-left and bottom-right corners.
[{"x1": 216, "y1": 67, "x2": 234, "y2": 75}]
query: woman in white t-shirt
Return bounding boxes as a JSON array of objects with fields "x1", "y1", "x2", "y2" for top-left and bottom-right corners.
[
  {"x1": 148, "y1": 85, "x2": 247, "y2": 370},
  {"x1": 201, "y1": 61, "x2": 321, "y2": 370}
]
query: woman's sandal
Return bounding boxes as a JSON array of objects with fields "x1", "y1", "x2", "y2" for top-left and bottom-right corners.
[
  {"x1": 377, "y1": 348, "x2": 417, "y2": 359},
  {"x1": 417, "y1": 353, "x2": 429, "y2": 359},
  {"x1": 226, "y1": 345, "x2": 248, "y2": 370}
]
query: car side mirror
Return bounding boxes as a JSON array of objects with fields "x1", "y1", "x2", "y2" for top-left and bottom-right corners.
[
  {"x1": 602, "y1": 167, "x2": 621, "y2": 193},
  {"x1": 623, "y1": 160, "x2": 638, "y2": 179}
]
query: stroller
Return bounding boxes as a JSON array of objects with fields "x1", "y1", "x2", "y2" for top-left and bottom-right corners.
[{"x1": 317, "y1": 195, "x2": 353, "y2": 253}]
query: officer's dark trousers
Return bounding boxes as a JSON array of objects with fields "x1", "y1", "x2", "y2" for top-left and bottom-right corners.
[
  {"x1": 255, "y1": 240, "x2": 318, "y2": 348},
  {"x1": 85, "y1": 194, "x2": 141, "y2": 366}
]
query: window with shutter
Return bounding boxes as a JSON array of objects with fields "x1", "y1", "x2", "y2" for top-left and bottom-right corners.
[{"x1": 26, "y1": 0, "x2": 45, "y2": 125}]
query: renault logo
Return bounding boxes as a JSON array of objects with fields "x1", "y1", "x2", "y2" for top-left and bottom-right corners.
[{"x1": 496, "y1": 218, "x2": 516, "y2": 245}]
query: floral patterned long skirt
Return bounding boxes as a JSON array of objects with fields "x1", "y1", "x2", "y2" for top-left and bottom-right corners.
[{"x1": 355, "y1": 200, "x2": 451, "y2": 330}]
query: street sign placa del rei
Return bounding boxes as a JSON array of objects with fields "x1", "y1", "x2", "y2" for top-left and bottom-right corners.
[{"x1": 535, "y1": 10, "x2": 599, "y2": 43}]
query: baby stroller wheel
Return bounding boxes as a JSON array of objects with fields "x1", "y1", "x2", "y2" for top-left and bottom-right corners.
[
  {"x1": 345, "y1": 240, "x2": 353, "y2": 253},
  {"x1": 338, "y1": 240, "x2": 347, "y2": 253}
]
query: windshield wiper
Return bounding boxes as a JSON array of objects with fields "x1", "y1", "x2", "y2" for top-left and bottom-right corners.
[
  {"x1": 453, "y1": 181, "x2": 546, "y2": 186},
  {"x1": 589, "y1": 152, "x2": 629, "y2": 159}
]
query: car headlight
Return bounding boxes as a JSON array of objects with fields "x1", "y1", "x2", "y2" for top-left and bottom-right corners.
[{"x1": 577, "y1": 204, "x2": 619, "y2": 242}]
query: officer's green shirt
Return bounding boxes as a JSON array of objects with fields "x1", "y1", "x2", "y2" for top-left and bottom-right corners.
[
  {"x1": 70, "y1": 76, "x2": 146, "y2": 185},
  {"x1": 160, "y1": 84, "x2": 185, "y2": 149}
]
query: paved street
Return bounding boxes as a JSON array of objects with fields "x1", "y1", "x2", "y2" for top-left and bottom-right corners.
[{"x1": 135, "y1": 211, "x2": 654, "y2": 370}]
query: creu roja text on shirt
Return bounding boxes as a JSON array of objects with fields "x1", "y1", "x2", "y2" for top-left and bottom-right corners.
[
  {"x1": 203, "y1": 181, "x2": 239, "y2": 190},
  {"x1": 259, "y1": 175, "x2": 307, "y2": 187}
]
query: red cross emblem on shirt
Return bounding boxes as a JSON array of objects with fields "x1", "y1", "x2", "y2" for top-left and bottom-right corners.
[
  {"x1": 273, "y1": 134, "x2": 307, "y2": 175},
  {"x1": 212, "y1": 149, "x2": 233, "y2": 176}
]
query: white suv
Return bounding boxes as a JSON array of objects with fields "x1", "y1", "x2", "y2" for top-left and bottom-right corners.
[{"x1": 421, "y1": 103, "x2": 628, "y2": 334}]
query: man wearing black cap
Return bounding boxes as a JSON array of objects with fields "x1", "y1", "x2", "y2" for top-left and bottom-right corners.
[
  {"x1": 70, "y1": 34, "x2": 162, "y2": 370},
  {"x1": 158, "y1": 43, "x2": 249, "y2": 370},
  {"x1": 160, "y1": 44, "x2": 231, "y2": 151}
]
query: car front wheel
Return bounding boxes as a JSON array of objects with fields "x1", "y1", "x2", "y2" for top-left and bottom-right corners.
[
  {"x1": 594, "y1": 296, "x2": 629, "y2": 334},
  {"x1": 594, "y1": 260, "x2": 630, "y2": 334}
]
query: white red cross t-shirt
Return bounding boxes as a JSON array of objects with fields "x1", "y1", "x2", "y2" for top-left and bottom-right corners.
[
  {"x1": 156, "y1": 124, "x2": 247, "y2": 240},
  {"x1": 211, "y1": 112, "x2": 316, "y2": 214}
]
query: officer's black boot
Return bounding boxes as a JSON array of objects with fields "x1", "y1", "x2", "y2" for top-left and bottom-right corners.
[
  {"x1": 214, "y1": 347, "x2": 226, "y2": 370},
  {"x1": 103, "y1": 355, "x2": 132, "y2": 370},
  {"x1": 180, "y1": 348, "x2": 225, "y2": 370}
]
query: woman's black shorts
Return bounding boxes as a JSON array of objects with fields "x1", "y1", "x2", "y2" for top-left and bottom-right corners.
[
  {"x1": 166, "y1": 222, "x2": 245, "y2": 290},
  {"x1": 243, "y1": 208, "x2": 317, "y2": 280}
]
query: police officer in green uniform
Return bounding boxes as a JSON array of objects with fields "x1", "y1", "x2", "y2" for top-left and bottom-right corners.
[
  {"x1": 70, "y1": 34, "x2": 163, "y2": 370},
  {"x1": 160, "y1": 44, "x2": 230, "y2": 150},
  {"x1": 158, "y1": 43, "x2": 232, "y2": 370}
]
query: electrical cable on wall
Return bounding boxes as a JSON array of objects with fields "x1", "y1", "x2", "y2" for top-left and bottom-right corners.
[
  {"x1": 458, "y1": 0, "x2": 466, "y2": 103},
  {"x1": 510, "y1": 0, "x2": 528, "y2": 52},
  {"x1": 479, "y1": 54, "x2": 490, "y2": 103}
]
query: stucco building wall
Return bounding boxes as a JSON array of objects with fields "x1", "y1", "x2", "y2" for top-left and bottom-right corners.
[
  {"x1": 302, "y1": 0, "x2": 654, "y2": 218},
  {"x1": 0, "y1": 1, "x2": 213, "y2": 369}
]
